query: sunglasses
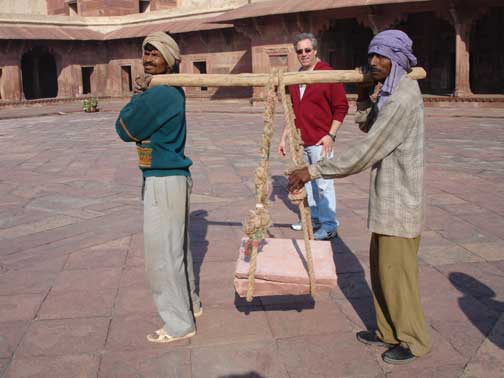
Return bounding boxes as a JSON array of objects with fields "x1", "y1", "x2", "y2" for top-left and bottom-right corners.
[{"x1": 296, "y1": 48, "x2": 313, "y2": 55}]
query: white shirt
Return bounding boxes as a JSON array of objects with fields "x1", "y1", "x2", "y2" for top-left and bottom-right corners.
[{"x1": 298, "y1": 61, "x2": 318, "y2": 100}]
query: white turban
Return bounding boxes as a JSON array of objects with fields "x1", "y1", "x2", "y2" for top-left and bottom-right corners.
[{"x1": 142, "y1": 31, "x2": 181, "y2": 69}]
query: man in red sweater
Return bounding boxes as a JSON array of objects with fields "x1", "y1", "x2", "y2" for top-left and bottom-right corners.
[{"x1": 278, "y1": 32, "x2": 349, "y2": 240}]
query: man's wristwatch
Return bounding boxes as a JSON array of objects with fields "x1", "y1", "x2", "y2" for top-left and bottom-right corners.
[{"x1": 328, "y1": 132, "x2": 337, "y2": 141}]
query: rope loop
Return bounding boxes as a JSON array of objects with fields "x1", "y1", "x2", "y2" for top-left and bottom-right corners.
[
  {"x1": 243, "y1": 69, "x2": 317, "y2": 301},
  {"x1": 243, "y1": 71, "x2": 277, "y2": 302}
]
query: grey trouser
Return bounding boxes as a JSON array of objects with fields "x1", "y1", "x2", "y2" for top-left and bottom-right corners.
[{"x1": 143, "y1": 175, "x2": 200, "y2": 336}]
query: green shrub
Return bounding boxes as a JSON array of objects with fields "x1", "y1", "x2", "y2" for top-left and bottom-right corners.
[{"x1": 83, "y1": 97, "x2": 99, "y2": 112}]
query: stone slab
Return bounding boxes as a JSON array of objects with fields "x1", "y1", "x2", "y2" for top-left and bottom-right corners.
[
  {"x1": 99, "y1": 349, "x2": 191, "y2": 378},
  {"x1": 64, "y1": 248, "x2": 127, "y2": 270},
  {"x1": 191, "y1": 341, "x2": 289, "y2": 378},
  {"x1": 462, "y1": 313, "x2": 504, "y2": 378},
  {"x1": 119, "y1": 266, "x2": 149, "y2": 288},
  {"x1": 4, "y1": 354, "x2": 99, "y2": 378},
  {"x1": 0, "y1": 271, "x2": 57, "y2": 296},
  {"x1": 430, "y1": 318, "x2": 495, "y2": 359},
  {"x1": 16, "y1": 318, "x2": 109, "y2": 357},
  {"x1": 0, "y1": 295, "x2": 43, "y2": 322},
  {"x1": 190, "y1": 305, "x2": 273, "y2": 347},
  {"x1": 113, "y1": 287, "x2": 158, "y2": 315},
  {"x1": 37, "y1": 289, "x2": 116, "y2": 320},
  {"x1": 51, "y1": 268, "x2": 122, "y2": 292},
  {"x1": 0, "y1": 321, "x2": 29, "y2": 358},
  {"x1": 234, "y1": 238, "x2": 337, "y2": 297},
  {"x1": 277, "y1": 332, "x2": 384, "y2": 378},
  {"x1": 0, "y1": 358, "x2": 9, "y2": 377},
  {"x1": 386, "y1": 364, "x2": 465, "y2": 378},
  {"x1": 265, "y1": 302, "x2": 354, "y2": 338}
]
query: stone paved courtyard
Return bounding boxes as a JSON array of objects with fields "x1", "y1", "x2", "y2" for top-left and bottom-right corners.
[{"x1": 0, "y1": 100, "x2": 503, "y2": 378}]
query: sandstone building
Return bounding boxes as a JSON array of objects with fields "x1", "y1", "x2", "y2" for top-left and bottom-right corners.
[{"x1": 0, "y1": 0, "x2": 502, "y2": 102}]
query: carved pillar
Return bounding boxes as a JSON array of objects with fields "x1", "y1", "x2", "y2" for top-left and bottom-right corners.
[
  {"x1": 449, "y1": 7, "x2": 473, "y2": 97},
  {"x1": 1, "y1": 66, "x2": 22, "y2": 101}
]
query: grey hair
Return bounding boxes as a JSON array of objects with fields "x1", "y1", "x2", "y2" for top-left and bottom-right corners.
[{"x1": 293, "y1": 32, "x2": 318, "y2": 50}]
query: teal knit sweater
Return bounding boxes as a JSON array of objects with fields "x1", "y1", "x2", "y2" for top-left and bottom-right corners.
[{"x1": 115, "y1": 85, "x2": 192, "y2": 177}]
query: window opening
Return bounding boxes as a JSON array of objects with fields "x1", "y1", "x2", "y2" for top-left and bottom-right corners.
[
  {"x1": 67, "y1": 0, "x2": 78, "y2": 15},
  {"x1": 140, "y1": 0, "x2": 151, "y2": 13},
  {"x1": 81, "y1": 66, "x2": 94, "y2": 95},
  {"x1": 193, "y1": 61, "x2": 208, "y2": 91},
  {"x1": 121, "y1": 65, "x2": 133, "y2": 93}
]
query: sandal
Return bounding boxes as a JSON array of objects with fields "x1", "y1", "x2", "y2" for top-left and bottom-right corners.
[{"x1": 146, "y1": 328, "x2": 196, "y2": 343}]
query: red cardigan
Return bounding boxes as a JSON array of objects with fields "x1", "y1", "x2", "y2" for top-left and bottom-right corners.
[{"x1": 289, "y1": 61, "x2": 349, "y2": 146}]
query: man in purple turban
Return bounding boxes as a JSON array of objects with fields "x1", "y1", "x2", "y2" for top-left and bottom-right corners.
[
  {"x1": 288, "y1": 29, "x2": 431, "y2": 364},
  {"x1": 368, "y1": 29, "x2": 418, "y2": 109}
]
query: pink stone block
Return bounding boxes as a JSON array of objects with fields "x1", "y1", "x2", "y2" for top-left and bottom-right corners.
[{"x1": 234, "y1": 238, "x2": 337, "y2": 297}]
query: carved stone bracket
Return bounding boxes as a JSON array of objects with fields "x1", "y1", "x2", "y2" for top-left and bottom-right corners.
[
  {"x1": 308, "y1": 13, "x2": 333, "y2": 37},
  {"x1": 295, "y1": 13, "x2": 305, "y2": 34},
  {"x1": 197, "y1": 30, "x2": 209, "y2": 49},
  {"x1": 356, "y1": 7, "x2": 406, "y2": 34},
  {"x1": 234, "y1": 20, "x2": 260, "y2": 41}
]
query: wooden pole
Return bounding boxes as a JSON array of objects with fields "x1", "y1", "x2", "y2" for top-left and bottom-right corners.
[{"x1": 150, "y1": 67, "x2": 426, "y2": 88}]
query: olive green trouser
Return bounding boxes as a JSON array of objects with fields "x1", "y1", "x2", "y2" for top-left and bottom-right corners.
[
  {"x1": 370, "y1": 233, "x2": 432, "y2": 356},
  {"x1": 143, "y1": 176, "x2": 200, "y2": 337}
]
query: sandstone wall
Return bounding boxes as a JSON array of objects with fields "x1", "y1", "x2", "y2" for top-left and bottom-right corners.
[
  {"x1": 150, "y1": 0, "x2": 178, "y2": 11},
  {"x1": 44, "y1": 0, "x2": 245, "y2": 16},
  {"x1": 78, "y1": 0, "x2": 140, "y2": 16},
  {"x1": 178, "y1": 0, "x2": 246, "y2": 11},
  {"x1": 46, "y1": 0, "x2": 69, "y2": 15},
  {"x1": 0, "y1": 0, "x2": 47, "y2": 15},
  {"x1": 179, "y1": 29, "x2": 252, "y2": 99}
]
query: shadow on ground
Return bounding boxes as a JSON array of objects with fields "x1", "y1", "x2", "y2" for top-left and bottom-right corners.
[
  {"x1": 331, "y1": 237, "x2": 375, "y2": 329},
  {"x1": 449, "y1": 271, "x2": 504, "y2": 349},
  {"x1": 218, "y1": 372, "x2": 266, "y2": 378},
  {"x1": 189, "y1": 209, "x2": 209, "y2": 297}
]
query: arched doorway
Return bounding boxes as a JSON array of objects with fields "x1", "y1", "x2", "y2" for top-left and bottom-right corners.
[
  {"x1": 471, "y1": 7, "x2": 504, "y2": 94},
  {"x1": 319, "y1": 19, "x2": 373, "y2": 93},
  {"x1": 397, "y1": 12, "x2": 455, "y2": 95},
  {"x1": 21, "y1": 46, "x2": 58, "y2": 99}
]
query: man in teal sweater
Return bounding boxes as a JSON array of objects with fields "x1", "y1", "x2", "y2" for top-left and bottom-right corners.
[{"x1": 115, "y1": 31, "x2": 201, "y2": 343}]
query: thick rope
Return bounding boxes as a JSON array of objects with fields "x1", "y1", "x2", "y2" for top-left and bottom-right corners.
[
  {"x1": 243, "y1": 71, "x2": 277, "y2": 302},
  {"x1": 277, "y1": 70, "x2": 317, "y2": 298}
]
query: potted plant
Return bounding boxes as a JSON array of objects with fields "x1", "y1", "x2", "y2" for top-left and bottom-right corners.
[{"x1": 83, "y1": 97, "x2": 99, "y2": 112}]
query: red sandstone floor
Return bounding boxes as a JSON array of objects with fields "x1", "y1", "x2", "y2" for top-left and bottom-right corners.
[{"x1": 0, "y1": 101, "x2": 503, "y2": 377}]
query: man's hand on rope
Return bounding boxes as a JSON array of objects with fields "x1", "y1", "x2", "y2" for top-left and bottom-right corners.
[
  {"x1": 288, "y1": 167, "x2": 311, "y2": 192},
  {"x1": 315, "y1": 135, "x2": 334, "y2": 157}
]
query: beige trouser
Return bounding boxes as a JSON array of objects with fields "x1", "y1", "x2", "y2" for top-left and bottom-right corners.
[
  {"x1": 370, "y1": 233, "x2": 432, "y2": 356},
  {"x1": 143, "y1": 176, "x2": 200, "y2": 337}
]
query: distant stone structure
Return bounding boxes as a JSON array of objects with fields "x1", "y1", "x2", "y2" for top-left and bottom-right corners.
[{"x1": 0, "y1": 0, "x2": 502, "y2": 102}]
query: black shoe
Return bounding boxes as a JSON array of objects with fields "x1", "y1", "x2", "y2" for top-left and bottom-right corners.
[
  {"x1": 356, "y1": 330, "x2": 396, "y2": 348},
  {"x1": 382, "y1": 345, "x2": 416, "y2": 365}
]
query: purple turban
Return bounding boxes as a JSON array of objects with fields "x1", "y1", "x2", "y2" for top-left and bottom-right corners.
[{"x1": 368, "y1": 30, "x2": 417, "y2": 109}]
